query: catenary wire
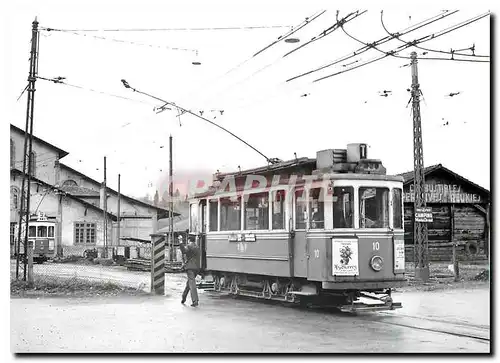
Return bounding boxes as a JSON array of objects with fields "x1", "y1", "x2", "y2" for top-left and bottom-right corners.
[
  {"x1": 41, "y1": 29, "x2": 197, "y2": 53},
  {"x1": 380, "y1": 11, "x2": 490, "y2": 58},
  {"x1": 40, "y1": 25, "x2": 293, "y2": 32},
  {"x1": 36, "y1": 76, "x2": 157, "y2": 106},
  {"x1": 313, "y1": 11, "x2": 490, "y2": 83},
  {"x1": 339, "y1": 11, "x2": 490, "y2": 62},
  {"x1": 283, "y1": 10, "x2": 367, "y2": 58},
  {"x1": 286, "y1": 10, "x2": 459, "y2": 82}
]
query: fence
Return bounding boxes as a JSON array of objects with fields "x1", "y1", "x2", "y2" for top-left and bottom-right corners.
[{"x1": 10, "y1": 244, "x2": 155, "y2": 293}]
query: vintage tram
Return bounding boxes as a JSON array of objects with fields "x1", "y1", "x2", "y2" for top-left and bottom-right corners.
[
  {"x1": 188, "y1": 143, "x2": 406, "y2": 312},
  {"x1": 13, "y1": 213, "x2": 57, "y2": 263}
]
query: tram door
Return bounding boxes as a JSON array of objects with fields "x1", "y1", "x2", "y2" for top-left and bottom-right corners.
[
  {"x1": 199, "y1": 200, "x2": 207, "y2": 271},
  {"x1": 292, "y1": 189, "x2": 308, "y2": 278}
]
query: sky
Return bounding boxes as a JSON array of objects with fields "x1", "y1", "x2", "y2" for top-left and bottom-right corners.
[{"x1": 2, "y1": 0, "x2": 494, "y2": 200}]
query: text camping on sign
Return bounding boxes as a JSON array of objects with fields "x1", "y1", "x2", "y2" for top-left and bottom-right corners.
[{"x1": 415, "y1": 207, "x2": 433, "y2": 223}]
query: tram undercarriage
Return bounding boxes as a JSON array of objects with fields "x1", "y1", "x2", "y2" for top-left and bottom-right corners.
[{"x1": 207, "y1": 272, "x2": 402, "y2": 313}]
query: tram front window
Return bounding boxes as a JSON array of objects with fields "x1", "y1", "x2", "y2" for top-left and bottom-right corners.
[
  {"x1": 38, "y1": 226, "x2": 48, "y2": 237},
  {"x1": 332, "y1": 187, "x2": 353, "y2": 228},
  {"x1": 359, "y1": 187, "x2": 389, "y2": 228},
  {"x1": 29, "y1": 226, "x2": 36, "y2": 238}
]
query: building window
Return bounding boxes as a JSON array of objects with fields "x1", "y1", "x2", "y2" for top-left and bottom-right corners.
[
  {"x1": 294, "y1": 189, "x2": 307, "y2": 230},
  {"x1": 10, "y1": 223, "x2": 16, "y2": 246},
  {"x1": 209, "y1": 199, "x2": 218, "y2": 231},
  {"x1": 359, "y1": 187, "x2": 389, "y2": 228},
  {"x1": 62, "y1": 180, "x2": 78, "y2": 187},
  {"x1": 30, "y1": 151, "x2": 36, "y2": 176},
  {"x1": 332, "y1": 187, "x2": 354, "y2": 228},
  {"x1": 271, "y1": 190, "x2": 286, "y2": 230},
  {"x1": 10, "y1": 139, "x2": 15, "y2": 168},
  {"x1": 74, "y1": 222, "x2": 96, "y2": 244},
  {"x1": 392, "y1": 188, "x2": 403, "y2": 229},
  {"x1": 220, "y1": 196, "x2": 241, "y2": 231},
  {"x1": 244, "y1": 192, "x2": 269, "y2": 230}
]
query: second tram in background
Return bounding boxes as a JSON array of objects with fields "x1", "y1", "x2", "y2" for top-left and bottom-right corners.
[{"x1": 188, "y1": 143, "x2": 406, "y2": 312}]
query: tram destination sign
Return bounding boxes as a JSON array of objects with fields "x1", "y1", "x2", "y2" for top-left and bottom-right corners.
[{"x1": 415, "y1": 207, "x2": 433, "y2": 223}]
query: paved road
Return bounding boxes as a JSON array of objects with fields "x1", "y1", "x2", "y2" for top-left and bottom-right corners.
[
  {"x1": 11, "y1": 261, "x2": 490, "y2": 353},
  {"x1": 11, "y1": 289, "x2": 490, "y2": 353}
]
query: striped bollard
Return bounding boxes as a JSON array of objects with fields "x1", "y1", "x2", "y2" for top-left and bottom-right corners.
[{"x1": 151, "y1": 236, "x2": 166, "y2": 295}]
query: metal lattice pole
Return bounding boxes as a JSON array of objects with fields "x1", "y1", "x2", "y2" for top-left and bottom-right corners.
[
  {"x1": 410, "y1": 51, "x2": 429, "y2": 281},
  {"x1": 16, "y1": 18, "x2": 39, "y2": 281}
]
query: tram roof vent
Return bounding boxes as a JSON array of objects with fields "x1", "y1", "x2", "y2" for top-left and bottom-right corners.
[
  {"x1": 316, "y1": 149, "x2": 347, "y2": 169},
  {"x1": 347, "y1": 143, "x2": 368, "y2": 163}
]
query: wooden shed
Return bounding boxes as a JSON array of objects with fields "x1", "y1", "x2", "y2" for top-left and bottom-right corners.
[{"x1": 398, "y1": 164, "x2": 490, "y2": 262}]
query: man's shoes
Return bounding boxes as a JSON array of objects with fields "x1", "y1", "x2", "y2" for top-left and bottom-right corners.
[
  {"x1": 191, "y1": 302, "x2": 198, "y2": 307},
  {"x1": 181, "y1": 299, "x2": 186, "y2": 305}
]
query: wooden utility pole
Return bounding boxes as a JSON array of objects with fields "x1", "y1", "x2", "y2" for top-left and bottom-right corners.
[
  {"x1": 16, "y1": 17, "x2": 39, "y2": 280},
  {"x1": 117, "y1": 173, "x2": 121, "y2": 246},
  {"x1": 169, "y1": 135, "x2": 174, "y2": 262},
  {"x1": 410, "y1": 51, "x2": 429, "y2": 281},
  {"x1": 103, "y1": 156, "x2": 108, "y2": 258}
]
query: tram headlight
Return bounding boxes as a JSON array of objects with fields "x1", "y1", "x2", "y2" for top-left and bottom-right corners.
[{"x1": 370, "y1": 255, "x2": 384, "y2": 271}]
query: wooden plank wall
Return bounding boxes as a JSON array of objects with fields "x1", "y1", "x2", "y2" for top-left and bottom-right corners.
[{"x1": 404, "y1": 204, "x2": 487, "y2": 262}]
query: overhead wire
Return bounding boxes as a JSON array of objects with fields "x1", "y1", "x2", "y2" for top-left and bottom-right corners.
[
  {"x1": 41, "y1": 28, "x2": 198, "y2": 53},
  {"x1": 282, "y1": 10, "x2": 367, "y2": 58},
  {"x1": 286, "y1": 10, "x2": 459, "y2": 83},
  {"x1": 339, "y1": 11, "x2": 490, "y2": 62},
  {"x1": 220, "y1": 10, "x2": 324, "y2": 80},
  {"x1": 36, "y1": 76, "x2": 157, "y2": 106},
  {"x1": 175, "y1": 10, "x2": 328, "y2": 114},
  {"x1": 380, "y1": 11, "x2": 490, "y2": 58},
  {"x1": 40, "y1": 25, "x2": 293, "y2": 32},
  {"x1": 210, "y1": 10, "x2": 366, "y2": 100},
  {"x1": 312, "y1": 11, "x2": 490, "y2": 83}
]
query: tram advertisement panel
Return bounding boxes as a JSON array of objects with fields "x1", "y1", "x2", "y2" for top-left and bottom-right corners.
[
  {"x1": 393, "y1": 239, "x2": 405, "y2": 272},
  {"x1": 332, "y1": 238, "x2": 359, "y2": 276}
]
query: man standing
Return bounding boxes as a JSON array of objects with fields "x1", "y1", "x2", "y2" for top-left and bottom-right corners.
[{"x1": 180, "y1": 235, "x2": 200, "y2": 307}]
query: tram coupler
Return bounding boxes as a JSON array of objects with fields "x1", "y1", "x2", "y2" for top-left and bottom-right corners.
[{"x1": 340, "y1": 290, "x2": 402, "y2": 313}]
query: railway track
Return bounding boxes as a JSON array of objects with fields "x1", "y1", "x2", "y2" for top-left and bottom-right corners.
[
  {"x1": 203, "y1": 289, "x2": 490, "y2": 343},
  {"x1": 355, "y1": 312, "x2": 490, "y2": 343}
]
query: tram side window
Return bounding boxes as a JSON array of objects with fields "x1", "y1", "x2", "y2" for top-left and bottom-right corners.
[
  {"x1": 392, "y1": 188, "x2": 403, "y2": 229},
  {"x1": 220, "y1": 196, "x2": 241, "y2": 231},
  {"x1": 28, "y1": 226, "x2": 36, "y2": 238},
  {"x1": 332, "y1": 187, "x2": 354, "y2": 228},
  {"x1": 37, "y1": 226, "x2": 48, "y2": 237},
  {"x1": 48, "y1": 226, "x2": 54, "y2": 237},
  {"x1": 189, "y1": 203, "x2": 199, "y2": 233},
  {"x1": 295, "y1": 189, "x2": 307, "y2": 229},
  {"x1": 359, "y1": 187, "x2": 389, "y2": 228},
  {"x1": 272, "y1": 190, "x2": 286, "y2": 230},
  {"x1": 209, "y1": 199, "x2": 218, "y2": 231},
  {"x1": 309, "y1": 188, "x2": 324, "y2": 229},
  {"x1": 244, "y1": 192, "x2": 269, "y2": 230}
]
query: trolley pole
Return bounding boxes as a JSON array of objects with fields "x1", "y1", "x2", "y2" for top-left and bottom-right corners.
[
  {"x1": 169, "y1": 135, "x2": 174, "y2": 262},
  {"x1": 410, "y1": 51, "x2": 429, "y2": 281},
  {"x1": 16, "y1": 17, "x2": 39, "y2": 281}
]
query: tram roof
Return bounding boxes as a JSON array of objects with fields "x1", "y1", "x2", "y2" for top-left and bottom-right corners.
[{"x1": 214, "y1": 157, "x2": 316, "y2": 180}]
